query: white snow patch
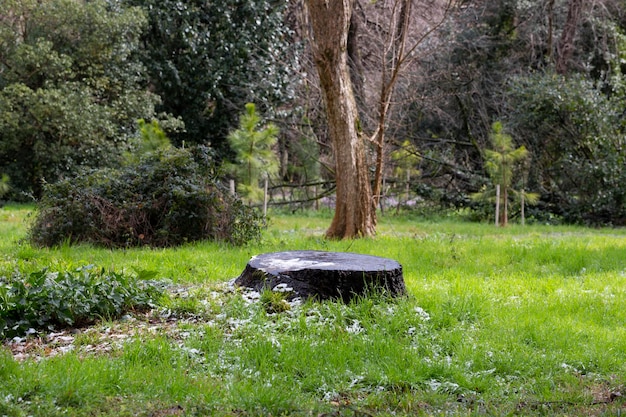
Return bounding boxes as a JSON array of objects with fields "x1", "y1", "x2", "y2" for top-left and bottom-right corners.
[
  {"x1": 260, "y1": 258, "x2": 336, "y2": 272},
  {"x1": 272, "y1": 283, "x2": 294, "y2": 293}
]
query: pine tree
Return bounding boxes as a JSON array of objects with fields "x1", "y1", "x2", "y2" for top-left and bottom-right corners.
[
  {"x1": 473, "y1": 121, "x2": 538, "y2": 226},
  {"x1": 227, "y1": 103, "x2": 279, "y2": 204}
]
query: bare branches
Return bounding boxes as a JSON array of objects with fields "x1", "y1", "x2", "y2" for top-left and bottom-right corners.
[
  {"x1": 556, "y1": 0, "x2": 587, "y2": 74},
  {"x1": 368, "y1": 0, "x2": 458, "y2": 207}
]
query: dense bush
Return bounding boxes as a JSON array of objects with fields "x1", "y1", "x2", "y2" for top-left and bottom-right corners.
[
  {"x1": 29, "y1": 145, "x2": 264, "y2": 247},
  {"x1": 0, "y1": 266, "x2": 164, "y2": 339},
  {"x1": 508, "y1": 73, "x2": 626, "y2": 226}
]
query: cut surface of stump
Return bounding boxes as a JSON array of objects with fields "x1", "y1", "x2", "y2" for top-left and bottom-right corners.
[{"x1": 235, "y1": 250, "x2": 405, "y2": 301}]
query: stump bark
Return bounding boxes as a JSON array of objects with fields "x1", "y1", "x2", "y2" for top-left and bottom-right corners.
[{"x1": 235, "y1": 250, "x2": 405, "y2": 301}]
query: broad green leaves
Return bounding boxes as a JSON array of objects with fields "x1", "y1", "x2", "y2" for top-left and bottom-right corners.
[
  {"x1": 124, "y1": 0, "x2": 296, "y2": 153},
  {"x1": 0, "y1": 266, "x2": 164, "y2": 339}
]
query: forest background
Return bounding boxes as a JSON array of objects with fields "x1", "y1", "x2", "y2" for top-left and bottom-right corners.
[{"x1": 1, "y1": 0, "x2": 625, "y2": 228}]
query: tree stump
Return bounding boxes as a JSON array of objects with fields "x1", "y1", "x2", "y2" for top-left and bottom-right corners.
[{"x1": 235, "y1": 250, "x2": 405, "y2": 302}]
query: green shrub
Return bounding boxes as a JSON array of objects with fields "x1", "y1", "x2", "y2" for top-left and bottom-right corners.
[
  {"x1": 29, "y1": 145, "x2": 264, "y2": 247},
  {"x1": 508, "y1": 72, "x2": 626, "y2": 226},
  {"x1": 0, "y1": 266, "x2": 164, "y2": 339}
]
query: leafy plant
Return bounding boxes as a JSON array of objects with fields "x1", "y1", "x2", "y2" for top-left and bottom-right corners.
[
  {"x1": 259, "y1": 288, "x2": 291, "y2": 314},
  {"x1": 0, "y1": 266, "x2": 164, "y2": 339}
]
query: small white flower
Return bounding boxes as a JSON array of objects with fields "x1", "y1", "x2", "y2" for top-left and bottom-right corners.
[
  {"x1": 345, "y1": 319, "x2": 364, "y2": 334},
  {"x1": 413, "y1": 306, "x2": 431, "y2": 321},
  {"x1": 270, "y1": 337, "x2": 281, "y2": 349},
  {"x1": 348, "y1": 375, "x2": 364, "y2": 388},
  {"x1": 289, "y1": 297, "x2": 303, "y2": 308}
]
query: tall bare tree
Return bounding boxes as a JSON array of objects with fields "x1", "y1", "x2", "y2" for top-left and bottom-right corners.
[
  {"x1": 367, "y1": 0, "x2": 455, "y2": 209},
  {"x1": 304, "y1": 0, "x2": 376, "y2": 238},
  {"x1": 302, "y1": 0, "x2": 455, "y2": 238},
  {"x1": 556, "y1": 0, "x2": 586, "y2": 74}
]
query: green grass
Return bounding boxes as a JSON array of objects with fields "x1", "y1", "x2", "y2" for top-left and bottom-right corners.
[{"x1": 1, "y1": 203, "x2": 626, "y2": 416}]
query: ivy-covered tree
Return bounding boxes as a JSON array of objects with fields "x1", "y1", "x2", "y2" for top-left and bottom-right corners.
[
  {"x1": 124, "y1": 0, "x2": 297, "y2": 155},
  {"x1": 0, "y1": 0, "x2": 158, "y2": 200}
]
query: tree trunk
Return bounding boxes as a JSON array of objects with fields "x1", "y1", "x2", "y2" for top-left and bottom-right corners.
[
  {"x1": 546, "y1": 0, "x2": 556, "y2": 64},
  {"x1": 521, "y1": 189, "x2": 526, "y2": 226},
  {"x1": 502, "y1": 184, "x2": 508, "y2": 227},
  {"x1": 348, "y1": 7, "x2": 366, "y2": 106},
  {"x1": 495, "y1": 184, "x2": 500, "y2": 227},
  {"x1": 305, "y1": 0, "x2": 376, "y2": 238},
  {"x1": 556, "y1": 0, "x2": 584, "y2": 74}
]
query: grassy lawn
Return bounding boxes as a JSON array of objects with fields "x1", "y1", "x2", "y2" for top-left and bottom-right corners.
[{"x1": 1, "y1": 204, "x2": 626, "y2": 416}]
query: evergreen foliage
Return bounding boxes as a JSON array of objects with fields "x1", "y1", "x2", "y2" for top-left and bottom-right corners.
[
  {"x1": 0, "y1": 0, "x2": 158, "y2": 200},
  {"x1": 122, "y1": 0, "x2": 297, "y2": 154},
  {"x1": 472, "y1": 122, "x2": 537, "y2": 225},
  {"x1": 0, "y1": 175, "x2": 9, "y2": 199},
  {"x1": 226, "y1": 103, "x2": 280, "y2": 204},
  {"x1": 390, "y1": 140, "x2": 421, "y2": 204},
  {"x1": 391, "y1": 140, "x2": 421, "y2": 182},
  {"x1": 123, "y1": 118, "x2": 175, "y2": 164},
  {"x1": 509, "y1": 72, "x2": 626, "y2": 225}
]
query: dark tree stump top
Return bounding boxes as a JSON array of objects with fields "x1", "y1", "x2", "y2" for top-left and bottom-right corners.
[{"x1": 235, "y1": 250, "x2": 405, "y2": 302}]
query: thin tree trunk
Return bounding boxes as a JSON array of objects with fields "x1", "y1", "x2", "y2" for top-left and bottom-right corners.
[
  {"x1": 556, "y1": 0, "x2": 585, "y2": 74},
  {"x1": 502, "y1": 185, "x2": 508, "y2": 227},
  {"x1": 372, "y1": 0, "x2": 412, "y2": 209},
  {"x1": 546, "y1": 0, "x2": 556, "y2": 64},
  {"x1": 500, "y1": 153, "x2": 508, "y2": 227},
  {"x1": 521, "y1": 189, "x2": 525, "y2": 226},
  {"x1": 305, "y1": 0, "x2": 376, "y2": 239},
  {"x1": 495, "y1": 184, "x2": 500, "y2": 227},
  {"x1": 263, "y1": 177, "x2": 269, "y2": 218},
  {"x1": 405, "y1": 169, "x2": 410, "y2": 205}
]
